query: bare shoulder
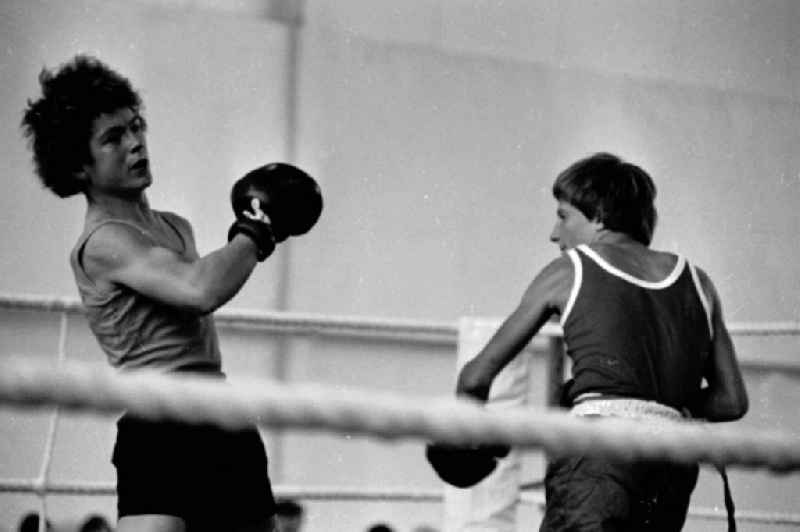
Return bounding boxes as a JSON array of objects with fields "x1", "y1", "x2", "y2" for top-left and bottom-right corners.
[
  {"x1": 692, "y1": 263, "x2": 712, "y2": 284},
  {"x1": 691, "y1": 263, "x2": 720, "y2": 302},
  {"x1": 537, "y1": 253, "x2": 574, "y2": 283},
  {"x1": 521, "y1": 253, "x2": 575, "y2": 310}
]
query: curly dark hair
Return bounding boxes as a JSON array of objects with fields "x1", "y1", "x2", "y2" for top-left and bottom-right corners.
[
  {"x1": 553, "y1": 152, "x2": 658, "y2": 245},
  {"x1": 21, "y1": 54, "x2": 143, "y2": 197}
]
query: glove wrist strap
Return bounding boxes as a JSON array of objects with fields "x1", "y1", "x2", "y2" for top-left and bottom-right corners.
[{"x1": 228, "y1": 219, "x2": 276, "y2": 261}]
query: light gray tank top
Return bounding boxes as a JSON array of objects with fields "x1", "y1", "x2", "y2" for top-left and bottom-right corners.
[{"x1": 69, "y1": 210, "x2": 222, "y2": 372}]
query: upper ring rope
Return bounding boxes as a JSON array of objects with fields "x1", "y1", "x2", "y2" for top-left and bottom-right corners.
[
  {"x1": 2, "y1": 293, "x2": 799, "y2": 341},
  {"x1": 0, "y1": 357, "x2": 797, "y2": 472}
]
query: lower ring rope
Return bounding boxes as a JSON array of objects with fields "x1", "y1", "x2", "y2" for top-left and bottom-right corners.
[
  {"x1": 2, "y1": 479, "x2": 800, "y2": 525},
  {"x1": 0, "y1": 357, "x2": 798, "y2": 472}
]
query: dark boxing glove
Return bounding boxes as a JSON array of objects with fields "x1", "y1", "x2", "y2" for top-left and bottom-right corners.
[
  {"x1": 425, "y1": 442, "x2": 510, "y2": 489},
  {"x1": 230, "y1": 162, "x2": 323, "y2": 243}
]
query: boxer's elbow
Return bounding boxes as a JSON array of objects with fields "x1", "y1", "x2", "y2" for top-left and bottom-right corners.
[
  {"x1": 703, "y1": 388, "x2": 749, "y2": 422},
  {"x1": 723, "y1": 392, "x2": 749, "y2": 421}
]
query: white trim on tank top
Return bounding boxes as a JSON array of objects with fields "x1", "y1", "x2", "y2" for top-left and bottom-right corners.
[
  {"x1": 577, "y1": 244, "x2": 686, "y2": 289},
  {"x1": 560, "y1": 248, "x2": 583, "y2": 328}
]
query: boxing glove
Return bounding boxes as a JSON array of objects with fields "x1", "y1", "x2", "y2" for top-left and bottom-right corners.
[
  {"x1": 425, "y1": 442, "x2": 510, "y2": 488},
  {"x1": 230, "y1": 162, "x2": 322, "y2": 243}
]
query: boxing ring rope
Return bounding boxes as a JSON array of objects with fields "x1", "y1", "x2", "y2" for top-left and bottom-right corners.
[
  {"x1": 4, "y1": 479, "x2": 800, "y2": 526},
  {"x1": 3, "y1": 293, "x2": 800, "y2": 348},
  {"x1": 1, "y1": 358, "x2": 800, "y2": 525},
  {"x1": 2, "y1": 294, "x2": 800, "y2": 527},
  {"x1": 0, "y1": 293, "x2": 461, "y2": 345},
  {"x1": 4, "y1": 356, "x2": 800, "y2": 469}
]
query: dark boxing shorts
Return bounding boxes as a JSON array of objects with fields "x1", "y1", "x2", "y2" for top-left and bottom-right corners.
[
  {"x1": 539, "y1": 454, "x2": 698, "y2": 532},
  {"x1": 112, "y1": 398, "x2": 275, "y2": 528}
]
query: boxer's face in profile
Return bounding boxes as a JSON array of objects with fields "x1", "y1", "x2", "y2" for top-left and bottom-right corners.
[{"x1": 549, "y1": 200, "x2": 603, "y2": 251}]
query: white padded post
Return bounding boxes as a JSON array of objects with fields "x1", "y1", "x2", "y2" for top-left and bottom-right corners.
[{"x1": 442, "y1": 318, "x2": 531, "y2": 532}]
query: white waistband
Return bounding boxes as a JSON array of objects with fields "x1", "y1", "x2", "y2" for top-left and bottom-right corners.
[{"x1": 571, "y1": 397, "x2": 683, "y2": 421}]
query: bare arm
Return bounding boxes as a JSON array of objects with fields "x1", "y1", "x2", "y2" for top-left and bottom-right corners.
[
  {"x1": 456, "y1": 255, "x2": 573, "y2": 402},
  {"x1": 693, "y1": 268, "x2": 749, "y2": 421},
  {"x1": 82, "y1": 222, "x2": 260, "y2": 315}
]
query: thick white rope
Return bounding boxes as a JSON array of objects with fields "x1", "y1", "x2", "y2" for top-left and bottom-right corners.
[
  {"x1": 3, "y1": 294, "x2": 799, "y2": 526},
  {"x1": 0, "y1": 357, "x2": 797, "y2": 472}
]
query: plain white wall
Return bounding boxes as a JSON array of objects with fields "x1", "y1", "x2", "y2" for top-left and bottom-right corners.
[
  {"x1": 1, "y1": 0, "x2": 800, "y2": 530},
  {"x1": 295, "y1": 0, "x2": 800, "y2": 323}
]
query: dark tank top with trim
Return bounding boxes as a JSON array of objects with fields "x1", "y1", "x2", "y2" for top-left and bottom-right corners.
[{"x1": 559, "y1": 244, "x2": 712, "y2": 410}]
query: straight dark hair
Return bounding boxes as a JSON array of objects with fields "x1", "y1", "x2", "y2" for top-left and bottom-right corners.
[{"x1": 552, "y1": 152, "x2": 657, "y2": 245}]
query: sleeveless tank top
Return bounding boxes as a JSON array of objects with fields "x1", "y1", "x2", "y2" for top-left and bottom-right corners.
[
  {"x1": 559, "y1": 244, "x2": 713, "y2": 410},
  {"x1": 69, "y1": 210, "x2": 222, "y2": 372}
]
